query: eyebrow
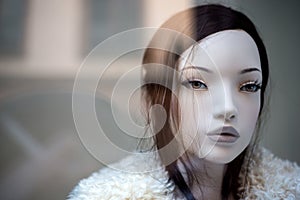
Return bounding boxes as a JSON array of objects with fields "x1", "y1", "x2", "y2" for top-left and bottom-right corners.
[
  {"x1": 240, "y1": 67, "x2": 261, "y2": 74},
  {"x1": 181, "y1": 66, "x2": 213, "y2": 73},
  {"x1": 181, "y1": 66, "x2": 261, "y2": 74}
]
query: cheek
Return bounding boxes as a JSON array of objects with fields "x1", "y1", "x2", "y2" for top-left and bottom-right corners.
[
  {"x1": 239, "y1": 94, "x2": 260, "y2": 128},
  {"x1": 237, "y1": 93, "x2": 261, "y2": 148},
  {"x1": 178, "y1": 93, "x2": 197, "y2": 139},
  {"x1": 179, "y1": 91, "x2": 213, "y2": 146},
  {"x1": 180, "y1": 91, "x2": 211, "y2": 125}
]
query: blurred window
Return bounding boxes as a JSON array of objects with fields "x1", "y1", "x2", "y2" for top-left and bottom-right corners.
[
  {"x1": 0, "y1": 0, "x2": 27, "y2": 56},
  {"x1": 86, "y1": 0, "x2": 143, "y2": 55}
]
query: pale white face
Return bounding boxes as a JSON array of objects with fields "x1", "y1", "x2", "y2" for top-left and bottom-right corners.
[{"x1": 177, "y1": 30, "x2": 262, "y2": 164}]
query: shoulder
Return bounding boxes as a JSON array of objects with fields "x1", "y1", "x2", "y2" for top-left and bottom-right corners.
[
  {"x1": 67, "y1": 153, "x2": 175, "y2": 200},
  {"x1": 243, "y1": 147, "x2": 300, "y2": 199}
]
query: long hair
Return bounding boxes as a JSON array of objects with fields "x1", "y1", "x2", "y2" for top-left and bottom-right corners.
[{"x1": 141, "y1": 4, "x2": 269, "y2": 200}]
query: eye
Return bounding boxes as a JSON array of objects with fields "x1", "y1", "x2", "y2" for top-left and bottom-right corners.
[
  {"x1": 187, "y1": 80, "x2": 208, "y2": 90},
  {"x1": 240, "y1": 81, "x2": 262, "y2": 93}
]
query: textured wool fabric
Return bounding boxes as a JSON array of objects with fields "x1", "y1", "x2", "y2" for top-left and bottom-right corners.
[{"x1": 68, "y1": 147, "x2": 300, "y2": 200}]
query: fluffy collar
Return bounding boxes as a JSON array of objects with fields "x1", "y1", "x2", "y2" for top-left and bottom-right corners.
[
  {"x1": 68, "y1": 147, "x2": 300, "y2": 199},
  {"x1": 238, "y1": 148, "x2": 300, "y2": 199}
]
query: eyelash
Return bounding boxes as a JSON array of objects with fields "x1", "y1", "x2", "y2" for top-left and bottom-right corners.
[
  {"x1": 240, "y1": 80, "x2": 262, "y2": 93},
  {"x1": 182, "y1": 79, "x2": 262, "y2": 93},
  {"x1": 182, "y1": 79, "x2": 208, "y2": 90}
]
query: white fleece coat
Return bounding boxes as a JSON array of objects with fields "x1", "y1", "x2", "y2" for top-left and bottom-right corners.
[{"x1": 68, "y1": 147, "x2": 300, "y2": 200}]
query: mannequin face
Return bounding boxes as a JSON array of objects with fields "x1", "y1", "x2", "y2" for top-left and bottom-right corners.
[{"x1": 177, "y1": 30, "x2": 262, "y2": 164}]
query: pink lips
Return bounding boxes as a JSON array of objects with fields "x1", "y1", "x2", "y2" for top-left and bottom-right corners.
[{"x1": 207, "y1": 126, "x2": 240, "y2": 144}]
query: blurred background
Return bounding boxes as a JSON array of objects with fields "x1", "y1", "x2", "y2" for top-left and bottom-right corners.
[{"x1": 0, "y1": 0, "x2": 299, "y2": 199}]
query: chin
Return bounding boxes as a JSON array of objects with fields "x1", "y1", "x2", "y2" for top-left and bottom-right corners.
[{"x1": 200, "y1": 144, "x2": 247, "y2": 164}]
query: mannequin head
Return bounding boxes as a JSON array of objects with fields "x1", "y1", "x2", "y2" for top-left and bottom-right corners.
[
  {"x1": 178, "y1": 30, "x2": 262, "y2": 164},
  {"x1": 142, "y1": 4, "x2": 269, "y2": 199}
]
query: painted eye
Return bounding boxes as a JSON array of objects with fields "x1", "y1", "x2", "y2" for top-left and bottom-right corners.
[
  {"x1": 240, "y1": 82, "x2": 261, "y2": 93},
  {"x1": 188, "y1": 80, "x2": 207, "y2": 90}
]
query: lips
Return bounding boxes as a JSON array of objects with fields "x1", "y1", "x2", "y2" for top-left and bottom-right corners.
[{"x1": 207, "y1": 126, "x2": 240, "y2": 144}]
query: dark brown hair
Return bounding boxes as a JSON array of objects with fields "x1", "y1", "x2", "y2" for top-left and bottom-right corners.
[{"x1": 141, "y1": 4, "x2": 269, "y2": 200}]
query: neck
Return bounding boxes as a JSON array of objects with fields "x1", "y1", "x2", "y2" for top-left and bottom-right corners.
[{"x1": 177, "y1": 153, "x2": 227, "y2": 199}]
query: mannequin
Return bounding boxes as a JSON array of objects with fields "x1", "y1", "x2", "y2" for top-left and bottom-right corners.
[
  {"x1": 174, "y1": 30, "x2": 262, "y2": 199},
  {"x1": 68, "y1": 4, "x2": 300, "y2": 200}
]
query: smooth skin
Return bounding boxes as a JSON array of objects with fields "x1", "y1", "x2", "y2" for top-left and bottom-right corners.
[{"x1": 176, "y1": 30, "x2": 262, "y2": 199}]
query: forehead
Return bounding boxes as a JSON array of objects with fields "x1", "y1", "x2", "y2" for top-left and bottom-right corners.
[{"x1": 179, "y1": 30, "x2": 261, "y2": 72}]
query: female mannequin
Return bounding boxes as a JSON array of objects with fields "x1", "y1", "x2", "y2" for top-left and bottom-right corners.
[{"x1": 68, "y1": 4, "x2": 300, "y2": 200}]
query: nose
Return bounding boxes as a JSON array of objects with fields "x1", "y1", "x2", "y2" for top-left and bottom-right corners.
[{"x1": 213, "y1": 89, "x2": 238, "y2": 122}]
